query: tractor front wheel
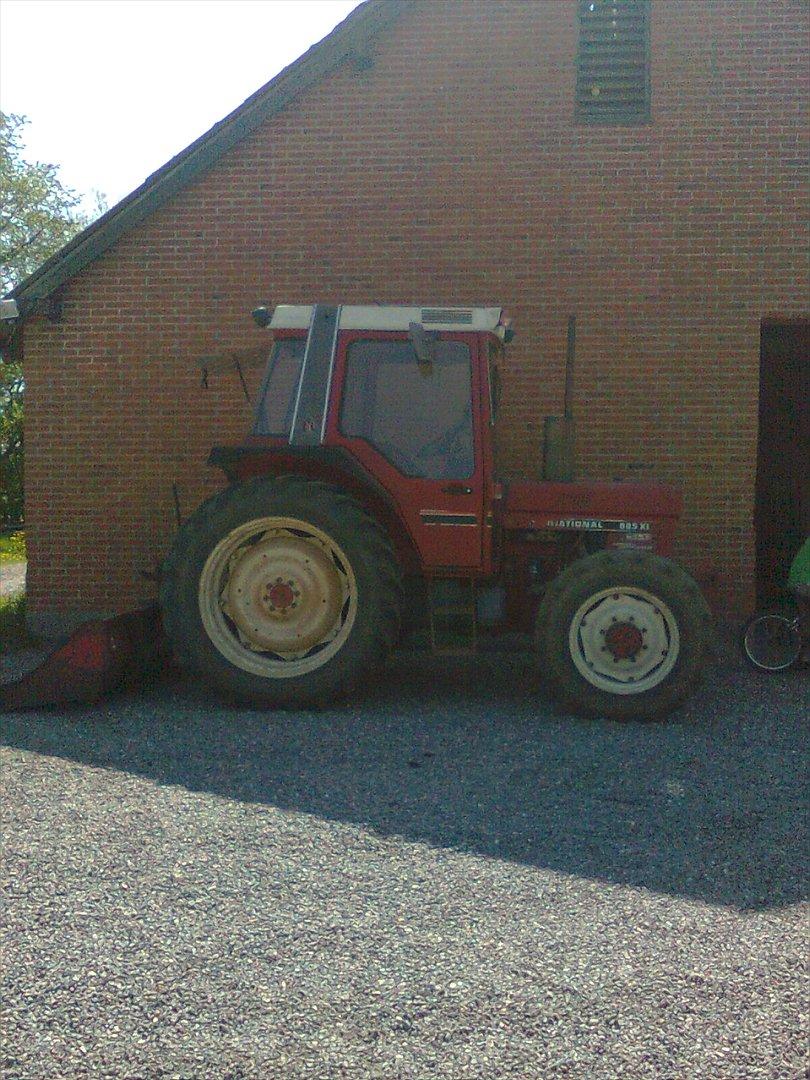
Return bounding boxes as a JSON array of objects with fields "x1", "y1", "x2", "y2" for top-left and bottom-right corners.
[
  {"x1": 535, "y1": 550, "x2": 712, "y2": 721},
  {"x1": 160, "y1": 477, "x2": 402, "y2": 708}
]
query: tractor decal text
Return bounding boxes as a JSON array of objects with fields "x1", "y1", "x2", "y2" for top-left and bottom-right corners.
[{"x1": 544, "y1": 519, "x2": 652, "y2": 532}]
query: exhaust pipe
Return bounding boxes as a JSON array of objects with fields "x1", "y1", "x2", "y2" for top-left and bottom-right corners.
[{"x1": 543, "y1": 315, "x2": 576, "y2": 482}]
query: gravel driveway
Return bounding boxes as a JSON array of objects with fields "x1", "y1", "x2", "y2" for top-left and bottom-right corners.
[
  {"x1": 0, "y1": 560, "x2": 25, "y2": 598},
  {"x1": 1, "y1": 650, "x2": 807, "y2": 1079}
]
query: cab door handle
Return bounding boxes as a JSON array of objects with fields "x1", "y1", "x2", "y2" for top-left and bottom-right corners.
[{"x1": 442, "y1": 483, "x2": 472, "y2": 495}]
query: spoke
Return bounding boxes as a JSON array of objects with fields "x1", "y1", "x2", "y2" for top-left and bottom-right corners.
[{"x1": 232, "y1": 621, "x2": 262, "y2": 652}]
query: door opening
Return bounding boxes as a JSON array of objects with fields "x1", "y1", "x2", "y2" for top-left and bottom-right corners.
[{"x1": 755, "y1": 320, "x2": 809, "y2": 604}]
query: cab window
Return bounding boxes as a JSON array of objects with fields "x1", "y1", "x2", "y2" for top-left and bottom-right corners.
[
  {"x1": 254, "y1": 339, "x2": 305, "y2": 436},
  {"x1": 340, "y1": 339, "x2": 474, "y2": 479}
]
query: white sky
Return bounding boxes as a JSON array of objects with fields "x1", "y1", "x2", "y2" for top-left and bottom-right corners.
[{"x1": 0, "y1": 0, "x2": 361, "y2": 214}]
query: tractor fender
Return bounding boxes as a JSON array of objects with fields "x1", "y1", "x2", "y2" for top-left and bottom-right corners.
[{"x1": 207, "y1": 444, "x2": 422, "y2": 573}]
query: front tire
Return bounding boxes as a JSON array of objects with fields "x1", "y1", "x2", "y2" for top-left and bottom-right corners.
[
  {"x1": 535, "y1": 550, "x2": 713, "y2": 721},
  {"x1": 160, "y1": 477, "x2": 402, "y2": 708}
]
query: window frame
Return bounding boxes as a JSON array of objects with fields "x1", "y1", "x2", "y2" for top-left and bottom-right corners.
[{"x1": 487, "y1": 337, "x2": 503, "y2": 426}]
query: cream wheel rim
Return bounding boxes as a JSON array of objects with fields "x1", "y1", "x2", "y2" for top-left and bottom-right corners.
[
  {"x1": 199, "y1": 517, "x2": 357, "y2": 678},
  {"x1": 568, "y1": 586, "x2": 680, "y2": 695}
]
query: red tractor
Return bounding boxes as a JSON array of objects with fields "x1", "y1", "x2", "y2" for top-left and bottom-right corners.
[{"x1": 160, "y1": 304, "x2": 713, "y2": 720}]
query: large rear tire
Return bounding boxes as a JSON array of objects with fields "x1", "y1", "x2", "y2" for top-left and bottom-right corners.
[
  {"x1": 535, "y1": 550, "x2": 712, "y2": 721},
  {"x1": 160, "y1": 477, "x2": 402, "y2": 708}
]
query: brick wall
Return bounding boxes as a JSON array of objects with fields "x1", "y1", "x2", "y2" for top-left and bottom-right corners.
[{"x1": 22, "y1": 0, "x2": 810, "y2": 632}]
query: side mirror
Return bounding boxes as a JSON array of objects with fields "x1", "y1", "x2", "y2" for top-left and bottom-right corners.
[
  {"x1": 252, "y1": 305, "x2": 271, "y2": 328},
  {"x1": 408, "y1": 322, "x2": 436, "y2": 375}
]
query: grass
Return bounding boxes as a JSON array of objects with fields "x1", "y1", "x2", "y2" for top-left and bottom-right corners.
[
  {"x1": 0, "y1": 531, "x2": 26, "y2": 563},
  {"x1": 0, "y1": 592, "x2": 31, "y2": 650},
  {"x1": 0, "y1": 533, "x2": 31, "y2": 648}
]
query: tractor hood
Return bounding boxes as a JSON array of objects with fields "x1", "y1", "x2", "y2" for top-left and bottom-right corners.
[
  {"x1": 503, "y1": 480, "x2": 682, "y2": 553},
  {"x1": 504, "y1": 480, "x2": 682, "y2": 520}
]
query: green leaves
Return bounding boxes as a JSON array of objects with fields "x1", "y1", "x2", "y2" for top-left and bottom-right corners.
[
  {"x1": 0, "y1": 358, "x2": 24, "y2": 526},
  {"x1": 0, "y1": 113, "x2": 106, "y2": 525},
  {"x1": 0, "y1": 112, "x2": 93, "y2": 295}
]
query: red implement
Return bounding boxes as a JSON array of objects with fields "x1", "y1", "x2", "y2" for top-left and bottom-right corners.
[{"x1": 0, "y1": 607, "x2": 163, "y2": 710}]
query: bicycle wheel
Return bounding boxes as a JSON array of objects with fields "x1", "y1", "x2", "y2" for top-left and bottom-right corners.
[{"x1": 741, "y1": 611, "x2": 802, "y2": 672}]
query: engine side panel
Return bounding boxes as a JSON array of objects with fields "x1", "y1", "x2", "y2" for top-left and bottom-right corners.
[{"x1": 502, "y1": 480, "x2": 681, "y2": 555}]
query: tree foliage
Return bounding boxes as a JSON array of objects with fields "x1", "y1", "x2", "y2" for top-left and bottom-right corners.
[
  {"x1": 1, "y1": 112, "x2": 101, "y2": 525},
  {"x1": 0, "y1": 360, "x2": 24, "y2": 526},
  {"x1": 0, "y1": 112, "x2": 90, "y2": 295}
]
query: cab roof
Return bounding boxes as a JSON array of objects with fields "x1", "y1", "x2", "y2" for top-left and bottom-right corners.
[{"x1": 270, "y1": 305, "x2": 505, "y2": 333}]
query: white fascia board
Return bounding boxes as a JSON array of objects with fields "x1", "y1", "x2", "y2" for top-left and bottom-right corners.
[{"x1": 270, "y1": 304, "x2": 504, "y2": 333}]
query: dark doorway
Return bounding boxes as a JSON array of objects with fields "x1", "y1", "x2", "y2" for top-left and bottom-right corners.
[{"x1": 755, "y1": 320, "x2": 810, "y2": 603}]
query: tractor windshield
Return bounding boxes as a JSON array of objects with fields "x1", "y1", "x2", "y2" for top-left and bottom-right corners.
[{"x1": 254, "y1": 339, "x2": 306, "y2": 436}]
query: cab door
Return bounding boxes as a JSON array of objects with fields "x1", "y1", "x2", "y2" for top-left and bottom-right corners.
[{"x1": 327, "y1": 331, "x2": 485, "y2": 570}]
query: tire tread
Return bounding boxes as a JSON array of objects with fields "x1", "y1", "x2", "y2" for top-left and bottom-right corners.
[{"x1": 160, "y1": 476, "x2": 402, "y2": 708}]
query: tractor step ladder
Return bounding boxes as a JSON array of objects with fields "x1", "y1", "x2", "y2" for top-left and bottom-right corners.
[{"x1": 428, "y1": 578, "x2": 478, "y2": 656}]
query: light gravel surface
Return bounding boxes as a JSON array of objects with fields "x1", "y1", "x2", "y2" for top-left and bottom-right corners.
[
  {"x1": 1, "y1": 650, "x2": 808, "y2": 1079},
  {"x1": 0, "y1": 561, "x2": 25, "y2": 599}
]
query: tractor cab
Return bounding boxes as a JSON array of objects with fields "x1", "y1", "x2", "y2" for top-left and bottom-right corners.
[{"x1": 217, "y1": 304, "x2": 511, "y2": 574}]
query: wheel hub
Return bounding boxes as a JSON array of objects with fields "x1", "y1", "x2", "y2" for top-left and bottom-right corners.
[
  {"x1": 217, "y1": 529, "x2": 347, "y2": 657},
  {"x1": 604, "y1": 620, "x2": 644, "y2": 660},
  {"x1": 263, "y1": 579, "x2": 298, "y2": 615}
]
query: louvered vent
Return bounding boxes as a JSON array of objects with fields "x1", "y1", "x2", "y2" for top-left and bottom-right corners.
[
  {"x1": 576, "y1": 0, "x2": 650, "y2": 123},
  {"x1": 421, "y1": 308, "x2": 474, "y2": 325}
]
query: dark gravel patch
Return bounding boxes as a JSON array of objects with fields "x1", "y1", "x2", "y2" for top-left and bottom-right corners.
[{"x1": 1, "y1": 651, "x2": 808, "y2": 1078}]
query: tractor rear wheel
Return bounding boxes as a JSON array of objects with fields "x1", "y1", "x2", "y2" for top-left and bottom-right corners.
[
  {"x1": 160, "y1": 477, "x2": 402, "y2": 708},
  {"x1": 535, "y1": 550, "x2": 712, "y2": 721}
]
